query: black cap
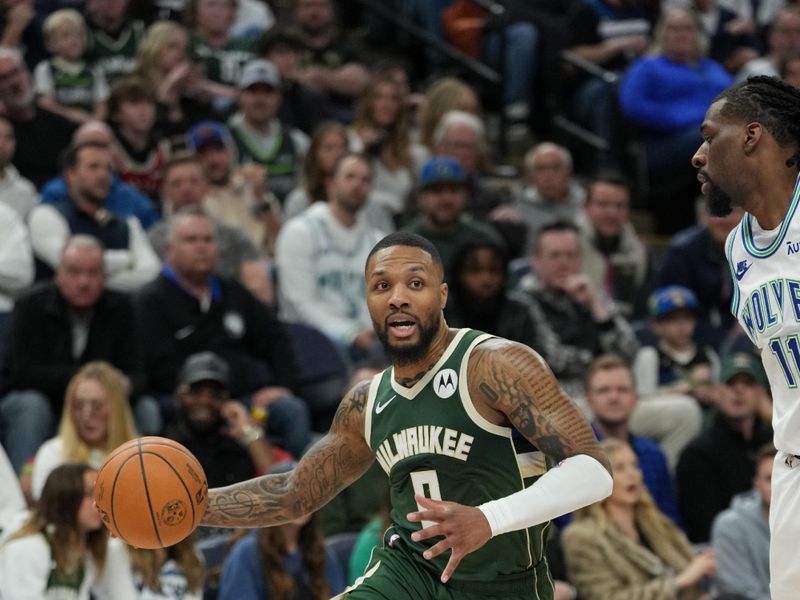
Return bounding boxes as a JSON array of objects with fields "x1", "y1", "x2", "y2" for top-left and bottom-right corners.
[{"x1": 178, "y1": 352, "x2": 230, "y2": 388}]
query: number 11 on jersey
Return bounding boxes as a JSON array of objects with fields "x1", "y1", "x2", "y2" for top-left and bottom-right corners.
[
  {"x1": 769, "y1": 335, "x2": 800, "y2": 387},
  {"x1": 410, "y1": 470, "x2": 442, "y2": 528}
]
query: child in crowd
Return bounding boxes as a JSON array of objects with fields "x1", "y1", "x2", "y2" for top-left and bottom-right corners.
[
  {"x1": 634, "y1": 285, "x2": 719, "y2": 413},
  {"x1": 34, "y1": 9, "x2": 109, "y2": 124},
  {"x1": 107, "y1": 76, "x2": 171, "y2": 200}
]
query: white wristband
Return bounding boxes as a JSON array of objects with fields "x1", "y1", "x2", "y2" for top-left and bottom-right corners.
[{"x1": 478, "y1": 454, "x2": 612, "y2": 537}]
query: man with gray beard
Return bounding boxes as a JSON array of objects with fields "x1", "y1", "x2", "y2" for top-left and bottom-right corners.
[{"x1": 0, "y1": 48, "x2": 75, "y2": 187}]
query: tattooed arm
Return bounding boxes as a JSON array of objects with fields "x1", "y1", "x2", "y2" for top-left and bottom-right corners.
[
  {"x1": 470, "y1": 338, "x2": 611, "y2": 471},
  {"x1": 408, "y1": 338, "x2": 612, "y2": 583},
  {"x1": 201, "y1": 380, "x2": 375, "y2": 528}
]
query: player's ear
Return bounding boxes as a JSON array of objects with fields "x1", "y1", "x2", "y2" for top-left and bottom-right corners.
[
  {"x1": 440, "y1": 282, "x2": 448, "y2": 308},
  {"x1": 743, "y1": 122, "x2": 762, "y2": 154}
]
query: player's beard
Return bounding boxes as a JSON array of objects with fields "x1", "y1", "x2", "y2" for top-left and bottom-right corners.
[
  {"x1": 375, "y1": 311, "x2": 441, "y2": 367},
  {"x1": 707, "y1": 182, "x2": 734, "y2": 217}
]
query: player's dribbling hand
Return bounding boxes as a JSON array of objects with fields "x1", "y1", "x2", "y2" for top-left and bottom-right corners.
[{"x1": 407, "y1": 495, "x2": 492, "y2": 584}]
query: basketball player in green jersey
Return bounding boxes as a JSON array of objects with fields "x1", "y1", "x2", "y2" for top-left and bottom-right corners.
[{"x1": 200, "y1": 232, "x2": 613, "y2": 599}]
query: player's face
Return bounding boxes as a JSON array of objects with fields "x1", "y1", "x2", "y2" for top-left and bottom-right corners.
[
  {"x1": 78, "y1": 469, "x2": 104, "y2": 532},
  {"x1": 692, "y1": 99, "x2": 744, "y2": 217},
  {"x1": 367, "y1": 246, "x2": 448, "y2": 366},
  {"x1": 71, "y1": 379, "x2": 111, "y2": 447},
  {"x1": 606, "y1": 445, "x2": 643, "y2": 508},
  {"x1": 586, "y1": 367, "x2": 638, "y2": 427}
]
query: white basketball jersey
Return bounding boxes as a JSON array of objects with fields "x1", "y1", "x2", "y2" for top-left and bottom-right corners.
[{"x1": 727, "y1": 176, "x2": 800, "y2": 454}]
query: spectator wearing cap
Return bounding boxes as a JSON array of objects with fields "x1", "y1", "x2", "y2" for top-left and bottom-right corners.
[
  {"x1": 189, "y1": 120, "x2": 282, "y2": 258},
  {"x1": 275, "y1": 152, "x2": 385, "y2": 363},
  {"x1": 257, "y1": 27, "x2": 334, "y2": 135},
  {"x1": 634, "y1": 285, "x2": 720, "y2": 423},
  {"x1": 165, "y1": 351, "x2": 288, "y2": 488},
  {"x1": 228, "y1": 59, "x2": 309, "y2": 203},
  {"x1": 401, "y1": 156, "x2": 504, "y2": 283},
  {"x1": 676, "y1": 352, "x2": 773, "y2": 543}
]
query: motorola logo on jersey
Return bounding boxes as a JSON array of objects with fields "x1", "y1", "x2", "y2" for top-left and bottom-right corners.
[{"x1": 433, "y1": 368, "x2": 458, "y2": 399}]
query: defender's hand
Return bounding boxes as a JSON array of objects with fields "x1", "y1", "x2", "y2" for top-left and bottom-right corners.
[{"x1": 407, "y1": 495, "x2": 492, "y2": 583}]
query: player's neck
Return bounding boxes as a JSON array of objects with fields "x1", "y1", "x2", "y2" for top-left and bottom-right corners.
[
  {"x1": 392, "y1": 325, "x2": 454, "y2": 387},
  {"x1": 746, "y1": 169, "x2": 798, "y2": 230}
]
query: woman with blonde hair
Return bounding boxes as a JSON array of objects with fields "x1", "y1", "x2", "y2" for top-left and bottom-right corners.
[
  {"x1": 563, "y1": 438, "x2": 716, "y2": 599},
  {"x1": 31, "y1": 361, "x2": 137, "y2": 500},
  {"x1": 418, "y1": 77, "x2": 480, "y2": 150},
  {"x1": 134, "y1": 20, "x2": 219, "y2": 130},
  {"x1": 0, "y1": 463, "x2": 108, "y2": 599}
]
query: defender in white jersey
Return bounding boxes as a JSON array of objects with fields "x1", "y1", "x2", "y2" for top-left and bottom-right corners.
[{"x1": 692, "y1": 75, "x2": 800, "y2": 599}]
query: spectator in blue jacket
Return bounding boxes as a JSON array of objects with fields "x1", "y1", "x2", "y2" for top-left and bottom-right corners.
[
  {"x1": 619, "y1": 7, "x2": 732, "y2": 232},
  {"x1": 39, "y1": 120, "x2": 160, "y2": 229},
  {"x1": 620, "y1": 7, "x2": 733, "y2": 176}
]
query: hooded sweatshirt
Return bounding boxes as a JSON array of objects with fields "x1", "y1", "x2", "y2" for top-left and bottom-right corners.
[{"x1": 711, "y1": 490, "x2": 770, "y2": 600}]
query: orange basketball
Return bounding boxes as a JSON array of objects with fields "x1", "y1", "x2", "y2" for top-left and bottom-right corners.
[{"x1": 93, "y1": 436, "x2": 208, "y2": 549}]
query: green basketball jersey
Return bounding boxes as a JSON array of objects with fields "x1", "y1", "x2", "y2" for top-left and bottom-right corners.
[
  {"x1": 87, "y1": 20, "x2": 145, "y2": 82},
  {"x1": 365, "y1": 328, "x2": 554, "y2": 585},
  {"x1": 191, "y1": 36, "x2": 255, "y2": 87}
]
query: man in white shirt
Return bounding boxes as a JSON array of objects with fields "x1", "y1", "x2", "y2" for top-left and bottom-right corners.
[
  {"x1": 275, "y1": 153, "x2": 385, "y2": 361},
  {"x1": 0, "y1": 116, "x2": 37, "y2": 220}
]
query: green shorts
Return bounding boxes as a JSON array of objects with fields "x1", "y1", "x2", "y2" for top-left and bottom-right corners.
[{"x1": 334, "y1": 529, "x2": 554, "y2": 600}]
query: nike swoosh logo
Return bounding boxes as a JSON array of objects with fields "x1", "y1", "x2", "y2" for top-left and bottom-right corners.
[
  {"x1": 735, "y1": 261, "x2": 752, "y2": 281},
  {"x1": 375, "y1": 395, "x2": 397, "y2": 415}
]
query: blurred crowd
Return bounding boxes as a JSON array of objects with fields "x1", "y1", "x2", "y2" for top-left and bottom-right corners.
[{"x1": 0, "y1": 0, "x2": 793, "y2": 598}]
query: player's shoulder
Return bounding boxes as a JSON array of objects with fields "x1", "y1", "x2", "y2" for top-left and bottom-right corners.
[{"x1": 471, "y1": 336, "x2": 544, "y2": 362}]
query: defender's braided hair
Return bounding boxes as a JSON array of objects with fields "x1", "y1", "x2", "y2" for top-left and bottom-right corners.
[{"x1": 715, "y1": 75, "x2": 800, "y2": 169}]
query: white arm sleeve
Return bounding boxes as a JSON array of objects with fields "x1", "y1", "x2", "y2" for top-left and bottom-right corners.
[{"x1": 478, "y1": 454, "x2": 612, "y2": 537}]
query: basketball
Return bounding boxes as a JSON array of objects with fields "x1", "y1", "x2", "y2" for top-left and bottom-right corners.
[{"x1": 93, "y1": 436, "x2": 208, "y2": 549}]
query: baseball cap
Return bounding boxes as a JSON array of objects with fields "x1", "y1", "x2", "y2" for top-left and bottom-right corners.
[
  {"x1": 187, "y1": 121, "x2": 229, "y2": 152},
  {"x1": 238, "y1": 59, "x2": 281, "y2": 91},
  {"x1": 178, "y1": 352, "x2": 230, "y2": 388},
  {"x1": 418, "y1": 157, "x2": 467, "y2": 190},
  {"x1": 720, "y1": 352, "x2": 767, "y2": 386},
  {"x1": 648, "y1": 285, "x2": 699, "y2": 319}
]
